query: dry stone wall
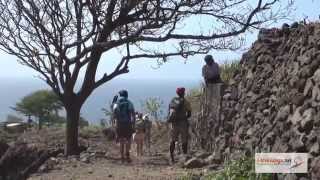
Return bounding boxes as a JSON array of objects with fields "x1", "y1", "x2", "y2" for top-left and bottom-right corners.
[
  {"x1": 193, "y1": 22, "x2": 320, "y2": 179},
  {"x1": 193, "y1": 83, "x2": 224, "y2": 151}
]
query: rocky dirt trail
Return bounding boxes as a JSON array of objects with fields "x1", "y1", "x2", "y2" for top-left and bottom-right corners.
[
  {"x1": 23, "y1": 126, "x2": 200, "y2": 180},
  {"x1": 28, "y1": 141, "x2": 191, "y2": 180}
]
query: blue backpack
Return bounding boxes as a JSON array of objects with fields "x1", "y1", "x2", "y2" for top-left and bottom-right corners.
[{"x1": 114, "y1": 98, "x2": 131, "y2": 123}]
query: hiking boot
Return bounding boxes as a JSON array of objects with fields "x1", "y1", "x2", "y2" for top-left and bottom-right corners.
[{"x1": 170, "y1": 153, "x2": 175, "y2": 164}]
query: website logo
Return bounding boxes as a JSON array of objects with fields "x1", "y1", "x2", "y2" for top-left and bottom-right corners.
[{"x1": 255, "y1": 153, "x2": 308, "y2": 173}]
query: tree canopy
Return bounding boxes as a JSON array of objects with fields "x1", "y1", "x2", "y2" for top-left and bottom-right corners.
[
  {"x1": 13, "y1": 90, "x2": 63, "y2": 128},
  {"x1": 0, "y1": 0, "x2": 293, "y2": 154},
  {"x1": 141, "y1": 97, "x2": 164, "y2": 120},
  {"x1": 0, "y1": 0, "x2": 292, "y2": 100}
]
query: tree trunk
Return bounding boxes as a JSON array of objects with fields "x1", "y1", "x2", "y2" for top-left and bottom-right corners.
[{"x1": 65, "y1": 104, "x2": 81, "y2": 155}]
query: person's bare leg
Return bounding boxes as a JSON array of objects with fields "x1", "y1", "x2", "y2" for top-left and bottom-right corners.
[
  {"x1": 169, "y1": 141, "x2": 176, "y2": 163},
  {"x1": 140, "y1": 140, "x2": 144, "y2": 156},
  {"x1": 120, "y1": 139, "x2": 124, "y2": 162},
  {"x1": 126, "y1": 139, "x2": 132, "y2": 162},
  {"x1": 138, "y1": 137, "x2": 143, "y2": 156},
  {"x1": 137, "y1": 142, "x2": 141, "y2": 156},
  {"x1": 136, "y1": 140, "x2": 139, "y2": 156},
  {"x1": 147, "y1": 132, "x2": 151, "y2": 154},
  {"x1": 145, "y1": 131, "x2": 151, "y2": 155}
]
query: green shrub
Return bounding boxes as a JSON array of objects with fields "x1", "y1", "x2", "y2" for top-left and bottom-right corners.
[
  {"x1": 140, "y1": 97, "x2": 164, "y2": 121},
  {"x1": 79, "y1": 125, "x2": 102, "y2": 138},
  {"x1": 180, "y1": 157, "x2": 272, "y2": 180},
  {"x1": 207, "y1": 157, "x2": 272, "y2": 180},
  {"x1": 187, "y1": 85, "x2": 203, "y2": 98}
]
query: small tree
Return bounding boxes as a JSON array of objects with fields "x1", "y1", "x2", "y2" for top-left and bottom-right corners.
[
  {"x1": 79, "y1": 116, "x2": 89, "y2": 128},
  {"x1": 141, "y1": 97, "x2": 164, "y2": 121},
  {"x1": 13, "y1": 90, "x2": 63, "y2": 129},
  {"x1": 0, "y1": 0, "x2": 292, "y2": 155}
]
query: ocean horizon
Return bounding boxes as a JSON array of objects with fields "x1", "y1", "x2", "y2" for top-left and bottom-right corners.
[{"x1": 0, "y1": 77, "x2": 201, "y2": 124}]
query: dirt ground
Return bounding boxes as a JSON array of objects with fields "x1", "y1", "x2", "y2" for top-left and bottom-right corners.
[
  {"x1": 29, "y1": 148, "x2": 187, "y2": 180},
  {"x1": 26, "y1": 126, "x2": 198, "y2": 180}
]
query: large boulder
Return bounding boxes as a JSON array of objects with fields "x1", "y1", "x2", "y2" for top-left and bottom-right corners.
[
  {"x1": 0, "y1": 143, "x2": 39, "y2": 179},
  {"x1": 183, "y1": 157, "x2": 207, "y2": 169},
  {"x1": 0, "y1": 142, "x2": 62, "y2": 180}
]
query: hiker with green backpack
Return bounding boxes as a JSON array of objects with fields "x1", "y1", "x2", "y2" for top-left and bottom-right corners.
[
  {"x1": 113, "y1": 90, "x2": 136, "y2": 163},
  {"x1": 167, "y1": 87, "x2": 192, "y2": 163}
]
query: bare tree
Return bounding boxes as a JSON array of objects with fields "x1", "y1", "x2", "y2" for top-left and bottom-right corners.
[{"x1": 0, "y1": 0, "x2": 292, "y2": 155}]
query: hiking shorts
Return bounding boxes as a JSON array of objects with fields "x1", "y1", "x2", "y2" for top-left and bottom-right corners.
[
  {"x1": 133, "y1": 131, "x2": 145, "y2": 143},
  {"x1": 116, "y1": 122, "x2": 133, "y2": 140},
  {"x1": 170, "y1": 121, "x2": 189, "y2": 144}
]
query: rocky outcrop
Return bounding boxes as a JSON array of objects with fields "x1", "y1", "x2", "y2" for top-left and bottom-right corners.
[
  {"x1": 0, "y1": 142, "x2": 63, "y2": 180},
  {"x1": 194, "y1": 22, "x2": 320, "y2": 179}
]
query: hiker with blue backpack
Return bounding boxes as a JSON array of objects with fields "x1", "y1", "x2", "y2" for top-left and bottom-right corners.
[
  {"x1": 113, "y1": 90, "x2": 136, "y2": 163},
  {"x1": 167, "y1": 87, "x2": 192, "y2": 163}
]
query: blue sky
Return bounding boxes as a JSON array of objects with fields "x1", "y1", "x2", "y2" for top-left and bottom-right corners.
[{"x1": 0, "y1": 0, "x2": 319, "y2": 81}]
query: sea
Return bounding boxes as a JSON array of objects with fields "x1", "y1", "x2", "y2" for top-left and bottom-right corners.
[{"x1": 0, "y1": 77, "x2": 201, "y2": 124}]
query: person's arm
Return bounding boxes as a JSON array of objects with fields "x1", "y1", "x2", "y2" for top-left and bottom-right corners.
[
  {"x1": 202, "y1": 66, "x2": 209, "y2": 85},
  {"x1": 112, "y1": 95, "x2": 118, "y2": 104},
  {"x1": 167, "y1": 99, "x2": 174, "y2": 123},
  {"x1": 215, "y1": 62, "x2": 223, "y2": 82},
  {"x1": 202, "y1": 65, "x2": 206, "y2": 77},
  {"x1": 113, "y1": 103, "x2": 119, "y2": 126},
  {"x1": 202, "y1": 66, "x2": 207, "y2": 80}
]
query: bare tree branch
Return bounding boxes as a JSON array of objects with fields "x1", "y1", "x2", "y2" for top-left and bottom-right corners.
[{"x1": 0, "y1": 0, "x2": 294, "y2": 155}]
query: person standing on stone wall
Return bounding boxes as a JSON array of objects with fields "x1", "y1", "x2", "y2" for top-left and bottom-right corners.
[{"x1": 202, "y1": 55, "x2": 222, "y2": 85}]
